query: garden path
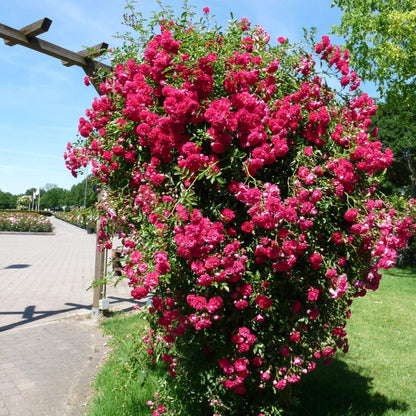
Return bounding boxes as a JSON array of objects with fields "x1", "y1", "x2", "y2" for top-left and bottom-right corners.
[{"x1": 0, "y1": 216, "x2": 135, "y2": 415}]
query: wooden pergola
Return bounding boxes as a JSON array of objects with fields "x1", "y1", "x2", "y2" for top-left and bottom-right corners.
[
  {"x1": 0, "y1": 17, "x2": 111, "y2": 93},
  {"x1": 0, "y1": 17, "x2": 111, "y2": 316}
]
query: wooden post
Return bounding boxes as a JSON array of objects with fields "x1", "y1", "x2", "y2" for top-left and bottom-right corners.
[
  {"x1": 91, "y1": 188, "x2": 106, "y2": 318},
  {"x1": 92, "y1": 224, "x2": 106, "y2": 317}
]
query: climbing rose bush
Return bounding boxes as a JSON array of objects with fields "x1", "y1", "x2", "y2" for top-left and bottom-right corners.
[{"x1": 65, "y1": 5, "x2": 416, "y2": 415}]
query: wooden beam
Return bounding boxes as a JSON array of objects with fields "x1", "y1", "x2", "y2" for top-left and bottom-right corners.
[
  {"x1": 87, "y1": 60, "x2": 112, "y2": 73},
  {"x1": 0, "y1": 22, "x2": 111, "y2": 73},
  {"x1": 83, "y1": 63, "x2": 111, "y2": 94},
  {"x1": 62, "y1": 42, "x2": 108, "y2": 67},
  {"x1": 4, "y1": 18, "x2": 52, "y2": 46},
  {"x1": 78, "y1": 42, "x2": 109, "y2": 58},
  {"x1": 0, "y1": 22, "x2": 88, "y2": 66}
]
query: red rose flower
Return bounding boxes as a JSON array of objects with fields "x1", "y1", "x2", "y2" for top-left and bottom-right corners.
[{"x1": 255, "y1": 295, "x2": 273, "y2": 309}]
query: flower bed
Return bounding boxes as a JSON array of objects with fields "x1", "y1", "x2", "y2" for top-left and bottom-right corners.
[
  {"x1": 54, "y1": 208, "x2": 97, "y2": 231},
  {"x1": 0, "y1": 211, "x2": 53, "y2": 232}
]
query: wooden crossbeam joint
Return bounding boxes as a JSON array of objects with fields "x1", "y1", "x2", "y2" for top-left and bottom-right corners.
[
  {"x1": 0, "y1": 21, "x2": 111, "y2": 70},
  {"x1": 4, "y1": 17, "x2": 52, "y2": 46},
  {"x1": 62, "y1": 42, "x2": 109, "y2": 67},
  {"x1": 0, "y1": 19, "x2": 112, "y2": 94},
  {"x1": 79, "y1": 42, "x2": 109, "y2": 58}
]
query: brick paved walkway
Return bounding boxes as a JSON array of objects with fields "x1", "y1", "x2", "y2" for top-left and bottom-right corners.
[{"x1": 0, "y1": 216, "x2": 135, "y2": 415}]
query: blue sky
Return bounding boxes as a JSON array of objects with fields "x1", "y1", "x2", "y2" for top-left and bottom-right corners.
[{"x1": 0, "y1": 0, "x2": 373, "y2": 195}]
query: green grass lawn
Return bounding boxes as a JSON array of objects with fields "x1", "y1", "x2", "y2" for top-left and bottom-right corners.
[
  {"x1": 86, "y1": 312, "x2": 164, "y2": 416},
  {"x1": 87, "y1": 266, "x2": 416, "y2": 416},
  {"x1": 296, "y1": 266, "x2": 416, "y2": 416}
]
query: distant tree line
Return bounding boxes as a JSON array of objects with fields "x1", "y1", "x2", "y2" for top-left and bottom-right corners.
[{"x1": 0, "y1": 176, "x2": 97, "y2": 210}]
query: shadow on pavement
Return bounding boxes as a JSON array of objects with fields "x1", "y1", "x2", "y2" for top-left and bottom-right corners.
[
  {"x1": 0, "y1": 296, "x2": 137, "y2": 332},
  {"x1": 3, "y1": 263, "x2": 31, "y2": 269}
]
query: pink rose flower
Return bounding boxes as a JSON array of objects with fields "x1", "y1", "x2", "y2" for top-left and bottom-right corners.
[
  {"x1": 307, "y1": 287, "x2": 320, "y2": 301},
  {"x1": 309, "y1": 253, "x2": 323, "y2": 270},
  {"x1": 186, "y1": 294, "x2": 207, "y2": 310},
  {"x1": 344, "y1": 208, "x2": 358, "y2": 222}
]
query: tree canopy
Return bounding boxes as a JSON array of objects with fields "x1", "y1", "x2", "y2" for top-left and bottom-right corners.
[
  {"x1": 0, "y1": 177, "x2": 97, "y2": 210},
  {"x1": 331, "y1": 0, "x2": 416, "y2": 103},
  {"x1": 372, "y1": 99, "x2": 416, "y2": 196},
  {"x1": 331, "y1": 0, "x2": 416, "y2": 196},
  {"x1": 0, "y1": 190, "x2": 17, "y2": 209}
]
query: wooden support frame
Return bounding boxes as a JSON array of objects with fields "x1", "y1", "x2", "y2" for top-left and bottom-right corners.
[
  {"x1": 62, "y1": 42, "x2": 109, "y2": 66},
  {"x1": 0, "y1": 17, "x2": 111, "y2": 314},
  {"x1": 4, "y1": 17, "x2": 52, "y2": 46},
  {"x1": 0, "y1": 18, "x2": 111, "y2": 93}
]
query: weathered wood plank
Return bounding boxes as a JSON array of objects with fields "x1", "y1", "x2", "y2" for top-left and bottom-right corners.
[
  {"x1": 0, "y1": 22, "x2": 87, "y2": 66},
  {"x1": 78, "y1": 42, "x2": 109, "y2": 58},
  {"x1": 88, "y1": 61, "x2": 112, "y2": 73},
  {"x1": 0, "y1": 22, "x2": 112, "y2": 74},
  {"x1": 0, "y1": 21, "x2": 111, "y2": 94},
  {"x1": 4, "y1": 18, "x2": 52, "y2": 46},
  {"x1": 62, "y1": 42, "x2": 108, "y2": 67}
]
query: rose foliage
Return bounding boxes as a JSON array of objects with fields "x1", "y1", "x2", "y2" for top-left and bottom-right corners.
[{"x1": 65, "y1": 5, "x2": 416, "y2": 415}]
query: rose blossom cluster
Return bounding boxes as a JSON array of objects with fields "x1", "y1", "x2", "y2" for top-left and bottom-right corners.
[{"x1": 65, "y1": 8, "x2": 416, "y2": 415}]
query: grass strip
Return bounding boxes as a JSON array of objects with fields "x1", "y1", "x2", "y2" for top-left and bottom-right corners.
[
  {"x1": 88, "y1": 267, "x2": 416, "y2": 415},
  {"x1": 87, "y1": 311, "x2": 166, "y2": 416}
]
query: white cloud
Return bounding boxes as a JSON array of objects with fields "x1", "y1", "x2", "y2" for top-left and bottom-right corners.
[{"x1": 37, "y1": 0, "x2": 126, "y2": 43}]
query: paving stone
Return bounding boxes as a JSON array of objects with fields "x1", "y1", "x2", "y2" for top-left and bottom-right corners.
[{"x1": 0, "y1": 217, "x2": 137, "y2": 415}]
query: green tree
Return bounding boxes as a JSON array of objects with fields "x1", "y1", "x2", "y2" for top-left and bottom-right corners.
[
  {"x1": 65, "y1": 176, "x2": 97, "y2": 208},
  {"x1": 331, "y1": 0, "x2": 416, "y2": 196},
  {"x1": 39, "y1": 184, "x2": 66, "y2": 210},
  {"x1": 372, "y1": 97, "x2": 416, "y2": 196},
  {"x1": 24, "y1": 187, "x2": 36, "y2": 196},
  {"x1": 0, "y1": 190, "x2": 17, "y2": 209},
  {"x1": 331, "y1": 0, "x2": 416, "y2": 103}
]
